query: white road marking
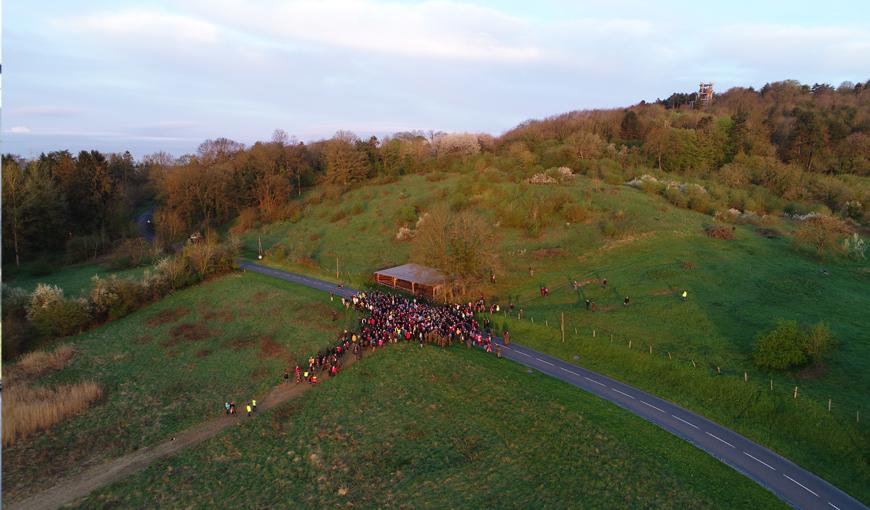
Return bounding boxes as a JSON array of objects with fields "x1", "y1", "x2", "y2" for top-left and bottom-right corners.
[
  {"x1": 640, "y1": 400, "x2": 665, "y2": 413},
  {"x1": 536, "y1": 358, "x2": 555, "y2": 366},
  {"x1": 784, "y1": 474, "x2": 819, "y2": 497},
  {"x1": 517, "y1": 351, "x2": 531, "y2": 357},
  {"x1": 672, "y1": 415, "x2": 699, "y2": 430},
  {"x1": 585, "y1": 377, "x2": 606, "y2": 387},
  {"x1": 612, "y1": 388, "x2": 635, "y2": 399},
  {"x1": 705, "y1": 431, "x2": 735, "y2": 448},
  {"x1": 743, "y1": 451, "x2": 775, "y2": 470},
  {"x1": 828, "y1": 502, "x2": 841, "y2": 510},
  {"x1": 560, "y1": 367, "x2": 579, "y2": 376}
]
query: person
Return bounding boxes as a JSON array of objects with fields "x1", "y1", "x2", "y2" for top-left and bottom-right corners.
[
  {"x1": 330, "y1": 364, "x2": 337, "y2": 377},
  {"x1": 529, "y1": 266, "x2": 534, "y2": 277},
  {"x1": 225, "y1": 401, "x2": 230, "y2": 415},
  {"x1": 295, "y1": 365, "x2": 302, "y2": 383},
  {"x1": 490, "y1": 271, "x2": 496, "y2": 283},
  {"x1": 230, "y1": 401, "x2": 236, "y2": 415},
  {"x1": 624, "y1": 296, "x2": 630, "y2": 306},
  {"x1": 252, "y1": 399, "x2": 257, "y2": 413},
  {"x1": 590, "y1": 300, "x2": 596, "y2": 312},
  {"x1": 330, "y1": 294, "x2": 334, "y2": 302},
  {"x1": 519, "y1": 308, "x2": 524, "y2": 319},
  {"x1": 602, "y1": 278, "x2": 608, "y2": 288},
  {"x1": 572, "y1": 279, "x2": 578, "y2": 289},
  {"x1": 585, "y1": 298, "x2": 591, "y2": 310},
  {"x1": 284, "y1": 368, "x2": 290, "y2": 383},
  {"x1": 496, "y1": 345, "x2": 502, "y2": 358},
  {"x1": 246, "y1": 403, "x2": 252, "y2": 417},
  {"x1": 503, "y1": 329, "x2": 510, "y2": 345},
  {"x1": 681, "y1": 290, "x2": 688, "y2": 301}
]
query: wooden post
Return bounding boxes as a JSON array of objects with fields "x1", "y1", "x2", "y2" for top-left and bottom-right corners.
[
  {"x1": 828, "y1": 399, "x2": 832, "y2": 412},
  {"x1": 716, "y1": 366, "x2": 720, "y2": 374},
  {"x1": 336, "y1": 255, "x2": 339, "y2": 280},
  {"x1": 545, "y1": 319, "x2": 549, "y2": 327},
  {"x1": 628, "y1": 340, "x2": 632, "y2": 349},
  {"x1": 649, "y1": 344, "x2": 652, "y2": 355},
  {"x1": 668, "y1": 352, "x2": 672, "y2": 360},
  {"x1": 793, "y1": 386, "x2": 798, "y2": 399},
  {"x1": 593, "y1": 329, "x2": 596, "y2": 338},
  {"x1": 691, "y1": 359, "x2": 696, "y2": 368},
  {"x1": 744, "y1": 372, "x2": 748, "y2": 383},
  {"x1": 560, "y1": 312, "x2": 565, "y2": 343},
  {"x1": 770, "y1": 379, "x2": 773, "y2": 391}
]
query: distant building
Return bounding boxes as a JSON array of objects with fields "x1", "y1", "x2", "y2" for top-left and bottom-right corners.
[
  {"x1": 374, "y1": 263, "x2": 447, "y2": 300},
  {"x1": 698, "y1": 82, "x2": 714, "y2": 106}
]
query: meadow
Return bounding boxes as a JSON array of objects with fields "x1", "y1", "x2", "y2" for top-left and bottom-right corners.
[
  {"x1": 72, "y1": 344, "x2": 786, "y2": 509},
  {"x1": 238, "y1": 171, "x2": 870, "y2": 502},
  {"x1": 3, "y1": 261, "x2": 146, "y2": 296},
  {"x1": 2, "y1": 271, "x2": 356, "y2": 503}
]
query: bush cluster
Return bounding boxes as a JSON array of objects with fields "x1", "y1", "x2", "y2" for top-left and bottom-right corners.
[{"x1": 752, "y1": 320, "x2": 833, "y2": 371}]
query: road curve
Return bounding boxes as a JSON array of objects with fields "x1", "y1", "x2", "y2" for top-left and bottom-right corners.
[
  {"x1": 240, "y1": 260, "x2": 868, "y2": 510},
  {"x1": 136, "y1": 208, "x2": 155, "y2": 242}
]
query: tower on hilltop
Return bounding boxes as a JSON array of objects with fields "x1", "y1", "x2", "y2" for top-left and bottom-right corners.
[{"x1": 698, "y1": 82, "x2": 714, "y2": 106}]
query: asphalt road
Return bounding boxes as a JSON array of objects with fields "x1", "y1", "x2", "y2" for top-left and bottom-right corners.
[
  {"x1": 240, "y1": 260, "x2": 867, "y2": 510},
  {"x1": 136, "y1": 208, "x2": 155, "y2": 242}
]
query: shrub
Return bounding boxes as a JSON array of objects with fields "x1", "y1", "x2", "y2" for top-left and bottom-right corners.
[
  {"x1": 231, "y1": 207, "x2": 259, "y2": 234},
  {"x1": 704, "y1": 224, "x2": 735, "y2": 240},
  {"x1": 752, "y1": 320, "x2": 807, "y2": 370},
  {"x1": 562, "y1": 203, "x2": 590, "y2": 223},
  {"x1": 29, "y1": 297, "x2": 91, "y2": 338},
  {"x1": 804, "y1": 322, "x2": 833, "y2": 364},
  {"x1": 90, "y1": 275, "x2": 144, "y2": 321},
  {"x1": 106, "y1": 238, "x2": 154, "y2": 270}
]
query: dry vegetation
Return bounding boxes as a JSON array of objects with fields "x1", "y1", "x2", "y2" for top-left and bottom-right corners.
[{"x1": 3, "y1": 345, "x2": 103, "y2": 447}]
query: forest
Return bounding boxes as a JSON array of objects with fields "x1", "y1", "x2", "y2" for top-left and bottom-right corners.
[{"x1": 3, "y1": 79, "x2": 869, "y2": 268}]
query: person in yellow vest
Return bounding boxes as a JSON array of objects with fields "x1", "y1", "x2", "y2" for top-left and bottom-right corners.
[
  {"x1": 681, "y1": 290, "x2": 688, "y2": 301},
  {"x1": 246, "y1": 403, "x2": 252, "y2": 417},
  {"x1": 252, "y1": 399, "x2": 257, "y2": 413}
]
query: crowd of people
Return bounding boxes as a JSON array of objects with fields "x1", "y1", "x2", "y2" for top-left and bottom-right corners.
[{"x1": 227, "y1": 289, "x2": 506, "y2": 417}]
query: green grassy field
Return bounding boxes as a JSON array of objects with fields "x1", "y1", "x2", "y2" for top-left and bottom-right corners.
[
  {"x1": 238, "y1": 171, "x2": 870, "y2": 502},
  {"x1": 2, "y1": 272, "x2": 356, "y2": 503},
  {"x1": 73, "y1": 344, "x2": 786, "y2": 509},
  {"x1": 3, "y1": 261, "x2": 146, "y2": 296}
]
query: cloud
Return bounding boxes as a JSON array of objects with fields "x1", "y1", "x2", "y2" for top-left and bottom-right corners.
[
  {"x1": 182, "y1": 0, "x2": 542, "y2": 61},
  {"x1": 10, "y1": 106, "x2": 83, "y2": 117},
  {"x1": 709, "y1": 24, "x2": 870, "y2": 77},
  {"x1": 59, "y1": 9, "x2": 219, "y2": 46},
  {"x1": 6, "y1": 126, "x2": 32, "y2": 134}
]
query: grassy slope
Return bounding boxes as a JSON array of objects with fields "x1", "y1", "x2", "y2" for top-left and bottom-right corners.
[
  {"x1": 3, "y1": 262, "x2": 146, "y2": 296},
  {"x1": 239, "y1": 172, "x2": 870, "y2": 502},
  {"x1": 74, "y1": 344, "x2": 786, "y2": 510},
  {"x1": 2, "y1": 272, "x2": 356, "y2": 502}
]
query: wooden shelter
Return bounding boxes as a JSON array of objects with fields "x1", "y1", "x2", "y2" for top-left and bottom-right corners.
[{"x1": 374, "y1": 263, "x2": 447, "y2": 300}]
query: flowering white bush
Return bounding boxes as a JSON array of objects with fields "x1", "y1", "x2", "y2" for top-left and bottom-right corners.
[{"x1": 26, "y1": 284, "x2": 65, "y2": 322}]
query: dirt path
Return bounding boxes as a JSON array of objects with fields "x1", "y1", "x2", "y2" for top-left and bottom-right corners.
[{"x1": 7, "y1": 355, "x2": 363, "y2": 510}]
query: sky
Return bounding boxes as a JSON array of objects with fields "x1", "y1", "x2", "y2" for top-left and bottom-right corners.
[{"x1": 2, "y1": 0, "x2": 869, "y2": 158}]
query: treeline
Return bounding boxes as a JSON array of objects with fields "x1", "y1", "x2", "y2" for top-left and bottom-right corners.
[
  {"x1": 3, "y1": 79, "x2": 869, "y2": 267},
  {"x1": 2, "y1": 151, "x2": 152, "y2": 267}
]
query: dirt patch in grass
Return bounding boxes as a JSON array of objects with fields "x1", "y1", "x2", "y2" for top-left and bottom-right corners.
[
  {"x1": 227, "y1": 335, "x2": 257, "y2": 351},
  {"x1": 795, "y1": 362, "x2": 829, "y2": 380},
  {"x1": 133, "y1": 334, "x2": 153, "y2": 344},
  {"x1": 649, "y1": 288, "x2": 673, "y2": 296},
  {"x1": 145, "y1": 307, "x2": 191, "y2": 327},
  {"x1": 160, "y1": 323, "x2": 213, "y2": 348},
  {"x1": 194, "y1": 349, "x2": 212, "y2": 358},
  {"x1": 250, "y1": 366, "x2": 270, "y2": 381},
  {"x1": 251, "y1": 290, "x2": 280, "y2": 304},
  {"x1": 704, "y1": 224, "x2": 735, "y2": 240},
  {"x1": 680, "y1": 261, "x2": 697, "y2": 270},
  {"x1": 755, "y1": 227, "x2": 781, "y2": 239},
  {"x1": 532, "y1": 247, "x2": 567, "y2": 258},
  {"x1": 203, "y1": 308, "x2": 234, "y2": 323},
  {"x1": 259, "y1": 336, "x2": 287, "y2": 359}
]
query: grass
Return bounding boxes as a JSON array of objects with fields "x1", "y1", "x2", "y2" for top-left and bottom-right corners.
[
  {"x1": 3, "y1": 261, "x2": 146, "y2": 296},
  {"x1": 3, "y1": 382, "x2": 104, "y2": 447},
  {"x1": 1, "y1": 271, "x2": 357, "y2": 503},
  {"x1": 238, "y1": 171, "x2": 870, "y2": 503},
  {"x1": 73, "y1": 344, "x2": 787, "y2": 509}
]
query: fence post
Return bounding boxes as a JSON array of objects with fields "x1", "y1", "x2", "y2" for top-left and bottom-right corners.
[
  {"x1": 716, "y1": 366, "x2": 720, "y2": 374},
  {"x1": 793, "y1": 386, "x2": 798, "y2": 399},
  {"x1": 649, "y1": 344, "x2": 652, "y2": 355},
  {"x1": 770, "y1": 379, "x2": 773, "y2": 391},
  {"x1": 560, "y1": 313, "x2": 565, "y2": 343},
  {"x1": 668, "y1": 352, "x2": 672, "y2": 360},
  {"x1": 593, "y1": 329, "x2": 596, "y2": 338},
  {"x1": 828, "y1": 399, "x2": 832, "y2": 412},
  {"x1": 691, "y1": 359, "x2": 696, "y2": 368},
  {"x1": 744, "y1": 372, "x2": 748, "y2": 383},
  {"x1": 545, "y1": 319, "x2": 548, "y2": 327}
]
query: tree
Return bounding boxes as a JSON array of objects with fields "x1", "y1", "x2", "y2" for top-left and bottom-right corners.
[
  {"x1": 2, "y1": 156, "x2": 26, "y2": 266},
  {"x1": 794, "y1": 215, "x2": 851, "y2": 258},
  {"x1": 753, "y1": 320, "x2": 807, "y2": 370},
  {"x1": 804, "y1": 322, "x2": 833, "y2": 364},
  {"x1": 620, "y1": 110, "x2": 641, "y2": 140},
  {"x1": 411, "y1": 207, "x2": 498, "y2": 298},
  {"x1": 322, "y1": 136, "x2": 371, "y2": 188}
]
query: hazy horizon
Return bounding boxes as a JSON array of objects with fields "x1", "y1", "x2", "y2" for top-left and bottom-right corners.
[{"x1": 3, "y1": 0, "x2": 870, "y2": 157}]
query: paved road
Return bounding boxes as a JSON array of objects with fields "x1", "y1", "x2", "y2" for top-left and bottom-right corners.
[
  {"x1": 136, "y1": 208, "x2": 155, "y2": 242},
  {"x1": 241, "y1": 260, "x2": 867, "y2": 510}
]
